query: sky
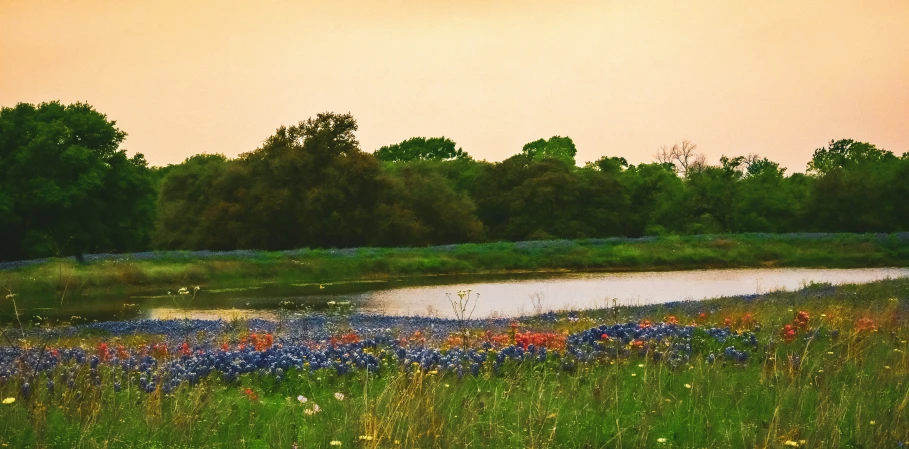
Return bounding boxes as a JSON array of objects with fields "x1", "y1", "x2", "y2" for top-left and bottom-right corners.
[{"x1": 1, "y1": 0, "x2": 908, "y2": 170}]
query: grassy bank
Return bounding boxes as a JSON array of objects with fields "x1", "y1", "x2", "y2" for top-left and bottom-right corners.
[
  {"x1": 1, "y1": 279, "x2": 908, "y2": 447},
  {"x1": 2, "y1": 233, "x2": 909, "y2": 298}
]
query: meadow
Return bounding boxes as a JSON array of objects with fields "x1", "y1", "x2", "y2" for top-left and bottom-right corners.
[
  {"x1": 2, "y1": 233, "x2": 909, "y2": 299},
  {"x1": 1, "y1": 278, "x2": 908, "y2": 448}
]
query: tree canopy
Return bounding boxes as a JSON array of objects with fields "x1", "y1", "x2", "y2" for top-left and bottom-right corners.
[
  {"x1": 0, "y1": 101, "x2": 155, "y2": 260},
  {"x1": 152, "y1": 114, "x2": 485, "y2": 251},
  {"x1": 4, "y1": 104, "x2": 909, "y2": 261},
  {"x1": 520, "y1": 136, "x2": 577, "y2": 166},
  {"x1": 374, "y1": 137, "x2": 468, "y2": 163}
]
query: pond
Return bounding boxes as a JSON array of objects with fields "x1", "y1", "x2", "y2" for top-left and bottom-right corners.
[{"x1": 16, "y1": 267, "x2": 908, "y2": 323}]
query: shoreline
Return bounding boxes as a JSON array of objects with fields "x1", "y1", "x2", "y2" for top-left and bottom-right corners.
[{"x1": 1, "y1": 233, "x2": 907, "y2": 299}]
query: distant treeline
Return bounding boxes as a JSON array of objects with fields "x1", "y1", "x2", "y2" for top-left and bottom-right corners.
[{"x1": 1, "y1": 102, "x2": 908, "y2": 260}]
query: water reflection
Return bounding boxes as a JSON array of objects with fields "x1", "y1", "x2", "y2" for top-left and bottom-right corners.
[
  {"x1": 127, "y1": 267, "x2": 909, "y2": 321},
  {"x1": 353, "y1": 267, "x2": 909, "y2": 318},
  {"x1": 7, "y1": 268, "x2": 907, "y2": 323}
]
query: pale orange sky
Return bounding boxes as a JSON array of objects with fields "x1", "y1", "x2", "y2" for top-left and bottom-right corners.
[{"x1": 2, "y1": 0, "x2": 907, "y2": 170}]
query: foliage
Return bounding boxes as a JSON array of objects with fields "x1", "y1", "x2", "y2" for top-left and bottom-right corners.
[
  {"x1": 152, "y1": 115, "x2": 485, "y2": 251},
  {"x1": 472, "y1": 155, "x2": 628, "y2": 240},
  {"x1": 521, "y1": 135, "x2": 578, "y2": 166},
  {"x1": 374, "y1": 136, "x2": 468, "y2": 162},
  {"x1": 5, "y1": 103, "x2": 909, "y2": 259},
  {"x1": 0, "y1": 102, "x2": 156, "y2": 260}
]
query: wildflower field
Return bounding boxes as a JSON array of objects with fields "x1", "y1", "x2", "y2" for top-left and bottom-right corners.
[{"x1": 1, "y1": 278, "x2": 909, "y2": 448}]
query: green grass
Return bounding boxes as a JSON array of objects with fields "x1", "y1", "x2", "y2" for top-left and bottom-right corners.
[
  {"x1": 2, "y1": 279, "x2": 909, "y2": 447},
  {"x1": 2, "y1": 233, "x2": 909, "y2": 300}
]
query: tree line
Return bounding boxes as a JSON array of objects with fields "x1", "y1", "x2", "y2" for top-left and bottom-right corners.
[{"x1": 2, "y1": 101, "x2": 908, "y2": 260}]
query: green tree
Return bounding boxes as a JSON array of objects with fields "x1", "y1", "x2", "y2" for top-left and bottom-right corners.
[
  {"x1": 472, "y1": 156, "x2": 625, "y2": 240},
  {"x1": 806, "y1": 139, "x2": 898, "y2": 232},
  {"x1": 153, "y1": 154, "x2": 229, "y2": 249},
  {"x1": 224, "y1": 112, "x2": 389, "y2": 249},
  {"x1": 521, "y1": 136, "x2": 577, "y2": 166},
  {"x1": 735, "y1": 156, "x2": 803, "y2": 232},
  {"x1": 807, "y1": 139, "x2": 896, "y2": 175},
  {"x1": 620, "y1": 162, "x2": 685, "y2": 236},
  {"x1": 379, "y1": 164, "x2": 485, "y2": 245},
  {"x1": 0, "y1": 101, "x2": 155, "y2": 260},
  {"x1": 374, "y1": 137, "x2": 467, "y2": 163},
  {"x1": 893, "y1": 155, "x2": 909, "y2": 228}
]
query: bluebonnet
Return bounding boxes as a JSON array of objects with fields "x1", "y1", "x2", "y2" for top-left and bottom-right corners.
[{"x1": 0, "y1": 308, "x2": 781, "y2": 397}]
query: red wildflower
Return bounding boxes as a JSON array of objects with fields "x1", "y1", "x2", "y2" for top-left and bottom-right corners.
[
  {"x1": 339, "y1": 332, "x2": 358, "y2": 345},
  {"x1": 780, "y1": 324, "x2": 797, "y2": 343},
  {"x1": 514, "y1": 332, "x2": 567, "y2": 350},
  {"x1": 483, "y1": 333, "x2": 512, "y2": 348},
  {"x1": 856, "y1": 317, "x2": 877, "y2": 333},
  {"x1": 741, "y1": 312, "x2": 755, "y2": 328},
  {"x1": 97, "y1": 342, "x2": 110, "y2": 362},
  {"x1": 243, "y1": 388, "x2": 259, "y2": 401},
  {"x1": 639, "y1": 319, "x2": 652, "y2": 329},
  {"x1": 795, "y1": 311, "x2": 810, "y2": 331},
  {"x1": 243, "y1": 332, "x2": 274, "y2": 351},
  {"x1": 724, "y1": 317, "x2": 733, "y2": 327},
  {"x1": 180, "y1": 342, "x2": 191, "y2": 357},
  {"x1": 665, "y1": 316, "x2": 679, "y2": 325},
  {"x1": 446, "y1": 335, "x2": 465, "y2": 347}
]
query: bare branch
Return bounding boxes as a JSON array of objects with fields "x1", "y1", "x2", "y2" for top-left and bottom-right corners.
[{"x1": 656, "y1": 139, "x2": 704, "y2": 176}]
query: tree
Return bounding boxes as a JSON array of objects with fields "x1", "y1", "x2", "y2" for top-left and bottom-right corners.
[
  {"x1": 655, "y1": 140, "x2": 705, "y2": 177},
  {"x1": 685, "y1": 163, "x2": 743, "y2": 233},
  {"x1": 807, "y1": 139, "x2": 896, "y2": 175},
  {"x1": 379, "y1": 164, "x2": 485, "y2": 245},
  {"x1": 0, "y1": 101, "x2": 155, "y2": 260},
  {"x1": 806, "y1": 139, "x2": 899, "y2": 232},
  {"x1": 742, "y1": 154, "x2": 785, "y2": 178},
  {"x1": 472, "y1": 155, "x2": 626, "y2": 240},
  {"x1": 153, "y1": 154, "x2": 229, "y2": 249},
  {"x1": 734, "y1": 155, "x2": 799, "y2": 232},
  {"x1": 374, "y1": 137, "x2": 468, "y2": 162},
  {"x1": 621, "y1": 162, "x2": 685, "y2": 236},
  {"x1": 521, "y1": 136, "x2": 577, "y2": 166},
  {"x1": 226, "y1": 112, "x2": 388, "y2": 249},
  {"x1": 587, "y1": 156, "x2": 629, "y2": 176}
]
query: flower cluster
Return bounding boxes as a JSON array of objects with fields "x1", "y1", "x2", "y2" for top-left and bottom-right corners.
[
  {"x1": 780, "y1": 311, "x2": 811, "y2": 343},
  {"x1": 514, "y1": 332, "x2": 566, "y2": 350},
  {"x1": 0, "y1": 306, "x2": 865, "y2": 399},
  {"x1": 855, "y1": 317, "x2": 877, "y2": 333}
]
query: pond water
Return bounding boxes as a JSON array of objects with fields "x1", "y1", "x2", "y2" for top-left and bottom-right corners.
[{"x1": 21, "y1": 267, "x2": 908, "y2": 323}]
